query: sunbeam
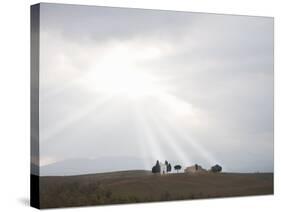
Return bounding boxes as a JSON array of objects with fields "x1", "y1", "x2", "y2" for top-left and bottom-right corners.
[
  {"x1": 130, "y1": 106, "x2": 154, "y2": 170},
  {"x1": 144, "y1": 106, "x2": 193, "y2": 166},
  {"x1": 132, "y1": 102, "x2": 167, "y2": 168},
  {"x1": 151, "y1": 94, "x2": 220, "y2": 167},
  {"x1": 41, "y1": 94, "x2": 114, "y2": 143},
  {"x1": 40, "y1": 71, "x2": 93, "y2": 102}
]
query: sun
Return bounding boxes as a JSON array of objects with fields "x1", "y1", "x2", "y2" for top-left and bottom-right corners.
[
  {"x1": 81, "y1": 41, "x2": 195, "y2": 121},
  {"x1": 87, "y1": 42, "x2": 166, "y2": 99},
  {"x1": 93, "y1": 68, "x2": 164, "y2": 99},
  {"x1": 83, "y1": 41, "x2": 195, "y2": 118}
]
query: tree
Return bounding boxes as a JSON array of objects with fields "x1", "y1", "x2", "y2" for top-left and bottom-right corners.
[
  {"x1": 152, "y1": 160, "x2": 161, "y2": 173},
  {"x1": 174, "y1": 165, "x2": 182, "y2": 173},
  {"x1": 167, "y1": 163, "x2": 172, "y2": 172},
  {"x1": 165, "y1": 160, "x2": 172, "y2": 173},
  {"x1": 211, "y1": 164, "x2": 222, "y2": 173}
]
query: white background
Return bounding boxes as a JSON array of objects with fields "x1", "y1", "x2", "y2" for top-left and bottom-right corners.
[{"x1": 0, "y1": 0, "x2": 279, "y2": 211}]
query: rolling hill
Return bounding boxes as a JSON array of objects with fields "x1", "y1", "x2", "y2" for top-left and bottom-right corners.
[
  {"x1": 40, "y1": 157, "x2": 148, "y2": 176},
  {"x1": 38, "y1": 170, "x2": 273, "y2": 208}
]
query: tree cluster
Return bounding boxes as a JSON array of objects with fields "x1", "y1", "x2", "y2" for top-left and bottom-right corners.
[
  {"x1": 211, "y1": 164, "x2": 222, "y2": 173},
  {"x1": 165, "y1": 160, "x2": 172, "y2": 172},
  {"x1": 152, "y1": 160, "x2": 161, "y2": 173},
  {"x1": 151, "y1": 160, "x2": 172, "y2": 173}
]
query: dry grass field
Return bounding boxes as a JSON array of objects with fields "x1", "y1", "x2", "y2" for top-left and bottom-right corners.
[{"x1": 39, "y1": 171, "x2": 273, "y2": 208}]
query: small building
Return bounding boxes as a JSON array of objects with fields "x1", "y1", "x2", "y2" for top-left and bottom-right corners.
[
  {"x1": 159, "y1": 162, "x2": 167, "y2": 175},
  {"x1": 184, "y1": 164, "x2": 207, "y2": 174}
]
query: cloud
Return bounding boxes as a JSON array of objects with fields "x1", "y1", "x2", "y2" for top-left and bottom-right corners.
[{"x1": 38, "y1": 3, "x2": 274, "y2": 174}]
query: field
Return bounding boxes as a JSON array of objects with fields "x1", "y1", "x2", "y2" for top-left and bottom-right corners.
[{"x1": 39, "y1": 171, "x2": 273, "y2": 208}]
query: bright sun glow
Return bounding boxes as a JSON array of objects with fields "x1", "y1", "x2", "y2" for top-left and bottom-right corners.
[
  {"x1": 84, "y1": 41, "x2": 196, "y2": 118},
  {"x1": 93, "y1": 69, "x2": 163, "y2": 98},
  {"x1": 86, "y1": 42, "x2": 169, "y2": 99},
  {"x1": 41, "y1": 38, "x2": 218, "y2": 171}
]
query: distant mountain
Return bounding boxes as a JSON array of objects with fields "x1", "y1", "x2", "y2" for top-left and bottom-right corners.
[
  {"x1": 31, "y1": 162, "x2": 39, "y2": 175},
  {"x1": 40, "y1": 156, "x2": 149, "y2": 176}
]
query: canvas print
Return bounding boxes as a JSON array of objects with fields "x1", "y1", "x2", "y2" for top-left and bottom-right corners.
[{"x1": 31, "y1": 3, "x2": 274, "y2": 209}]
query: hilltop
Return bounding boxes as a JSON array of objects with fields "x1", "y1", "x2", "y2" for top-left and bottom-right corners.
[{"x1": 38, "y1": 170, "x2": 273, "y2": 208}]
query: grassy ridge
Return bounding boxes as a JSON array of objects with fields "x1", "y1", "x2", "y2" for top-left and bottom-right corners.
[{"x1": 39, "y1": 171, "x2": 273, "y2": 208}]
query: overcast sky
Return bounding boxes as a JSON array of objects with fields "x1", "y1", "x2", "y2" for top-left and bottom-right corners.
[{"x1": 38, "y1": 3, "x2": 273, "y2": 174}]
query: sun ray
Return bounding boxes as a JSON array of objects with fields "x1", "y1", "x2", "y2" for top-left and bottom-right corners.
[
  {"x1": 132, "y1": 102, "x2": 167, "y2": 169},
  {"x1": 41, "y1": 95, "x2": 114, "y2": 143},
  {"x1": 127, "y1": 103, "x2": 153, "y2": 170},
  {"x1": 145, "y1": 107, "x2": 193, "y2": 167},
  {"x1": 153, "y1": 93, "x2": 220, "y2": 167},
  {"x1": 40, "y1": 69, "x2": 95, "y2": 102}
]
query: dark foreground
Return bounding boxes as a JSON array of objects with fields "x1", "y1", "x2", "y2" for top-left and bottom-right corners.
[{"x1": 39, "y1": 171, "x2": 273, "y2": 208}]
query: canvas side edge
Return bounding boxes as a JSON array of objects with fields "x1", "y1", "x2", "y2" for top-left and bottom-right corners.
[{"x1": 30, "y1": 3, "x2": 40, "y2": 209}]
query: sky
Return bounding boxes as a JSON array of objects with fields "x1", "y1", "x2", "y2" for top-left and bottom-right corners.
[{"x1": 36, "y1": 3, "x2": 273, "y2": 175}]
